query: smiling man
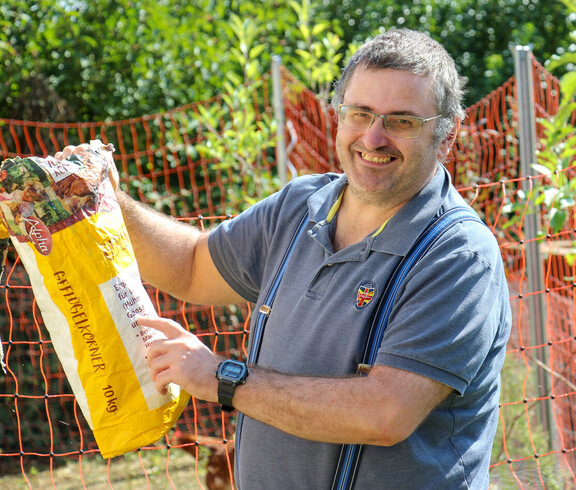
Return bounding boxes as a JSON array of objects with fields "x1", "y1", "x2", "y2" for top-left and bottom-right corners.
[
  {"x1": 331, "y1": 66, "x2": 455, "y2": 251},
  {"x1": 59, "y1": 28, "x2": 511, "y2": 489}
]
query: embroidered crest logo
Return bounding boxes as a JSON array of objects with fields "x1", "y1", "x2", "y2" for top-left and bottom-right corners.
[{"x1": 356, "y1": 281, "x2": 376, "y2": 308}]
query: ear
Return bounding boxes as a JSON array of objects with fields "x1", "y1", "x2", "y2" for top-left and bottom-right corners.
[{"x1": 436, "y1": 119, "x2": 460, "y2": 162}]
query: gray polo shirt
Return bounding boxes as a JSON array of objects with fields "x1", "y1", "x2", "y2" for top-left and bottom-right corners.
[{"x1": 208, "y1": 165, "x2": 511, "y2": 489}]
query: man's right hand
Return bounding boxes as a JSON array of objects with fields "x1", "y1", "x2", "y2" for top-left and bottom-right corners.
[
  {"x1": 54, "y1": 143, "x2": 89, "y2": 161},
  {"x1": 54, "y1": 143, "x2": 119, "y2": 192}
]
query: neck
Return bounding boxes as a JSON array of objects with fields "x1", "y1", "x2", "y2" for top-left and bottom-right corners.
[
  {"x1": 344, "y1": 185, "x2": 409, "y2": 222},
  {"x1": 332, "y1": 188, "x2": 407, "y2": 251}
]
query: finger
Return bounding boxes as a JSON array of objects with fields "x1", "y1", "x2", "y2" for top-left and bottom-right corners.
[
  {"x1": 108, "y1": 161, "x2": 120, "y2": 192},
  {"x1": 145, "y1": 339, "x2": 166, "y2": 366},
  {"x1": 72, "y1": 143, "x2": 89, "y2": 154},
  {"x1": 138, "y1": 316, "x2": 185, "y2": 340},
  {"x1": 149, "y1": 359, "x2": 170, "y2": 395},
  {"x1": 156, "y1": 384, "x2": 168, "y2": 396},
  {"x1": 60, "y1": 146, "x2": 76, "y2": 159}
]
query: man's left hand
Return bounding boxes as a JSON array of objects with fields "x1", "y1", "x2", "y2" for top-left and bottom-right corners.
[{"x1": 140, "y1": 316, "x2": 220, "y2": 400}]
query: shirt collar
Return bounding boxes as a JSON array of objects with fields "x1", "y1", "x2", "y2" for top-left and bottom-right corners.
[
  {"x1": 307, "y1": 173, "x2": 349, "y2": 225},
  {"x1": 372, "y1": 164, "x2": 453, "y2": 255},
  {"x1": 306, "y1": 164, "x2": 452, "y2": 256}
]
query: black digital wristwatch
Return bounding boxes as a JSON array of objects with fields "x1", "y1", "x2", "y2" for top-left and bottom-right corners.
[{"x1": 215, "y1": 359, "x2": 249, "y2": 412}]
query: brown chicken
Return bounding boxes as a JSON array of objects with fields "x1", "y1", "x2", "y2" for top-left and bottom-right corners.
[{"x1": 174, "y1": 431, "x2": 235, "y2": 490}]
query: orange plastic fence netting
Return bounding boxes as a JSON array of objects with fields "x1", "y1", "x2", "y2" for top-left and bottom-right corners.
[{"x1": 1, "y1": 57, "x2": 576, "y2": 488}]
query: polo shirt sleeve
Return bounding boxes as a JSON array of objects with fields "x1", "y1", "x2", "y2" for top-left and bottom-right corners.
[
  {"x1": 375, "y1": 220, "x2": 510, "y2": 396},
  {"x1": 208, "y1": 173, "x2": 340, "y2": 304},
  {"x1": 207, "y1": 193, "x2": 281, "y2": 303}
]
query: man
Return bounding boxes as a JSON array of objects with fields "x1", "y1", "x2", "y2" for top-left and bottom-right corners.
[{"x1": 58, "y1": 29, "x2": 511, "y2": 488}]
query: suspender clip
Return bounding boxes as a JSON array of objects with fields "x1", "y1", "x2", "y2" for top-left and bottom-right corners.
[
  {"x1": 357, "y1": 364, "x2": 372, "y2": 375},
  {"x1": 259, "y1": 305, "x2": 272, "y2": 315}
]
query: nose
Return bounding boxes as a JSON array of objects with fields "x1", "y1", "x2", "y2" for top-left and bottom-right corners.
[{"x1": 362, "y1": 117, "x2": 392, "y2": 149}]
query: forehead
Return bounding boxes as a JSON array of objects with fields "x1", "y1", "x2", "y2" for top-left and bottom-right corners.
[{"x1": 343, "y1": 67, "x2": 437, "y2": 114}]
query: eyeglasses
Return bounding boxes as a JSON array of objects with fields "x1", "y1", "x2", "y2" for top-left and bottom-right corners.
[{"x1": 338, "y1": 104, "x2": 442, "y2": 139}]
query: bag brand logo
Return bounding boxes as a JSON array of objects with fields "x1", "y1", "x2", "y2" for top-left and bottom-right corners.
[
  {"x1": 25, "y1": 216, "x2": 52, "y2": 256},
  {"x1": 356, "y1": 281, "x2": 376, "y2": 308}
]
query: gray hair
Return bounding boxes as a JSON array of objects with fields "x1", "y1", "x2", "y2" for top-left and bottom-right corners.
[{"x1": 331, "y1": 29, "x2": 466, "y2": 143}]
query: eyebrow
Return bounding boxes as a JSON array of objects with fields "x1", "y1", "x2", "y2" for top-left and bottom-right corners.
[{"x1": 343, "y1": 103, "x2": 421, "y2": 117}]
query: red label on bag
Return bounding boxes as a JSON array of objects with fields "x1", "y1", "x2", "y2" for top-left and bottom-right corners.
[{"x1": 25, "y1": 216, "x2": 53, "y2": 255}]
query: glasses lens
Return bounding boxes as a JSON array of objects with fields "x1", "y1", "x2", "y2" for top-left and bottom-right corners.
[
  {"x1": 339, "y1": 106, "x2": 373, "y2": 130},
  {"x1": 385, "y1": 116, "x2": 422, "y2": 138},
  {"x1": 339, "y1": 106, "x2": 434, "y2": 138}
]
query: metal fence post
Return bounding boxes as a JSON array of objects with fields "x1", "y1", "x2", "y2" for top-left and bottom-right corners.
[
  {"x1": 271, "y1": 55, "x2": 288, "y2": 187},
  {"x1": 511, "y1": 44, "x2": 555, "y2": 451}
]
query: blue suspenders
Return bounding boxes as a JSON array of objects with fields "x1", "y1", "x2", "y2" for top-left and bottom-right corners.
[
  {"x1": 234, "y1": 211, "x2": 310, "y2": 477},
  {"x1": 331, "y1": 206, "x2": 481, "y2": 490},
  {"x1": 247, "y1": 211, "x2": 310, "y2": 365},
  {"x1": 240, "y1": 206, "x2": 481, "y2": 488}
]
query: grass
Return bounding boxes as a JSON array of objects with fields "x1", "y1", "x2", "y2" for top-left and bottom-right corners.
[
  {"x1": 488, "y1": 350, "x2": 575, "y2": 489},
  {"x1": 2, "y1": 348, "x2": 573, "y2": 489},
  {"x1": 0, "y1": 446, "x2": 211, "y2": 489}
]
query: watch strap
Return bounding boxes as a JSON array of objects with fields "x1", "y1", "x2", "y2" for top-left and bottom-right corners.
[
  {"x1": 216, "y1": 360, "x2": 249, "y2": 412},
  {"x1": 218, "y1": 379, "x2": 236, "y2": 412}
]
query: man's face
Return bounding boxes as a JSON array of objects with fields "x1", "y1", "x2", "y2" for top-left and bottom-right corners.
[{"x1": 335, "y1": 67, "x2": 453, "y2": 208}]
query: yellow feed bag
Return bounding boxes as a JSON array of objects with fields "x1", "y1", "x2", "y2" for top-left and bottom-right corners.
[{"x1": 0, "y1": 141, "x2": 189, "y2": 458}]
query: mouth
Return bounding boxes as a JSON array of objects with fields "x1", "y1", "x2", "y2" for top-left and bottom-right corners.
[{"x1": 359, "y1": 151, "x2": 397, "y2": 165}]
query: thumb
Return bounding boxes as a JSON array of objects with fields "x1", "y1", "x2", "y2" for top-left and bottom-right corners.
[
  {"x1": 107, "y1": 159, "x2": 120, "y2": 192},
  {"x1": 137, "y1": 316, "x2": 185, "y2": 340}
]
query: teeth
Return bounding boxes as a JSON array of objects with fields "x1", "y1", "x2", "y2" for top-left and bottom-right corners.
[{"x1": 361, "y1": 152, "x2": 392, "y2": 164}]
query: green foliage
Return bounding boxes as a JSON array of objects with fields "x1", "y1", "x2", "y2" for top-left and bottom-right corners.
[
  {"x1": 2, "y1": 0, "x2": 576, "y2": 213},
  {"x1": 1, "y1": 0, "x2": 575, "y2": 122},
  {"x1": 191, "y1": 11, "x2": 277, "y2": 209},
  {"x1": 194, "y1": 76, "x2": 279, "y2": 213},
  {"x1": 182, "y1": 1, "x2": 351, "y2": 210},
  {"x1": 311, "y1": 0, "x2": 576, "y2": 107},
  {"x1": 497, "y1": 0, "x2": 576, "y2": 243},
  {"x1": 287, "y1": 0, "x2": 348, "y2": 98},
  {"x1": 530, "y1": 0, "x2": 576, "y2": 236},
  {"x1": 0, "y1": 0, "x2": 354, "y2": 208}
]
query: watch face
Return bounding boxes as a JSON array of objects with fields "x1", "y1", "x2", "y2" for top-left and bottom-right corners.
[
  {"x1": 223, "y1": 363, "x2": 243, "y2": 376},
  {"x1": 220, "y1": 360, "x2": 246, "y2": 380}
]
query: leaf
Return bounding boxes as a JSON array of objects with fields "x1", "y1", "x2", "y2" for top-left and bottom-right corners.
[
  {"x1": 299, "y1": 24, "x2": 310, "y2": 42},
  {"x1": 295, "y1": 48, "x2": 312, "y2": 60},
  {"x1": 81, "y1": 35, "x2": 98, "y2": 49},
  {"x1": 549, "y1": 207, "x2": 567, "y2": 233},
  {"x1": 531, "y1": 163, "x2": 553, "y2": 176},
  {"x1": 246, "y1": 60, "x2": 259, "y2": 79},
  {"x1": 560, "y1": 0, "x2": 576, "y2": 13},
  {"x1": 312, "y1": 22, "x2": 330, "y2": 37},
  {"x1": 249, "y1": 44, "x2": 266, "y2": 60},
  {"x1": 288, "y1": 0, "x2": 302, "y2": 17},
  {"x1": 546, "y1": 52, "x2": 576, "y2": 72},
  {"x1": 0, "y1": 40, "x2": 15, "y2": 55},
  {"x1": 560, "y1": 72, "x2": 576, "y2": 104},
  {"x1": 560, "y1": 143, "x2": 576, "y2": 160}
]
